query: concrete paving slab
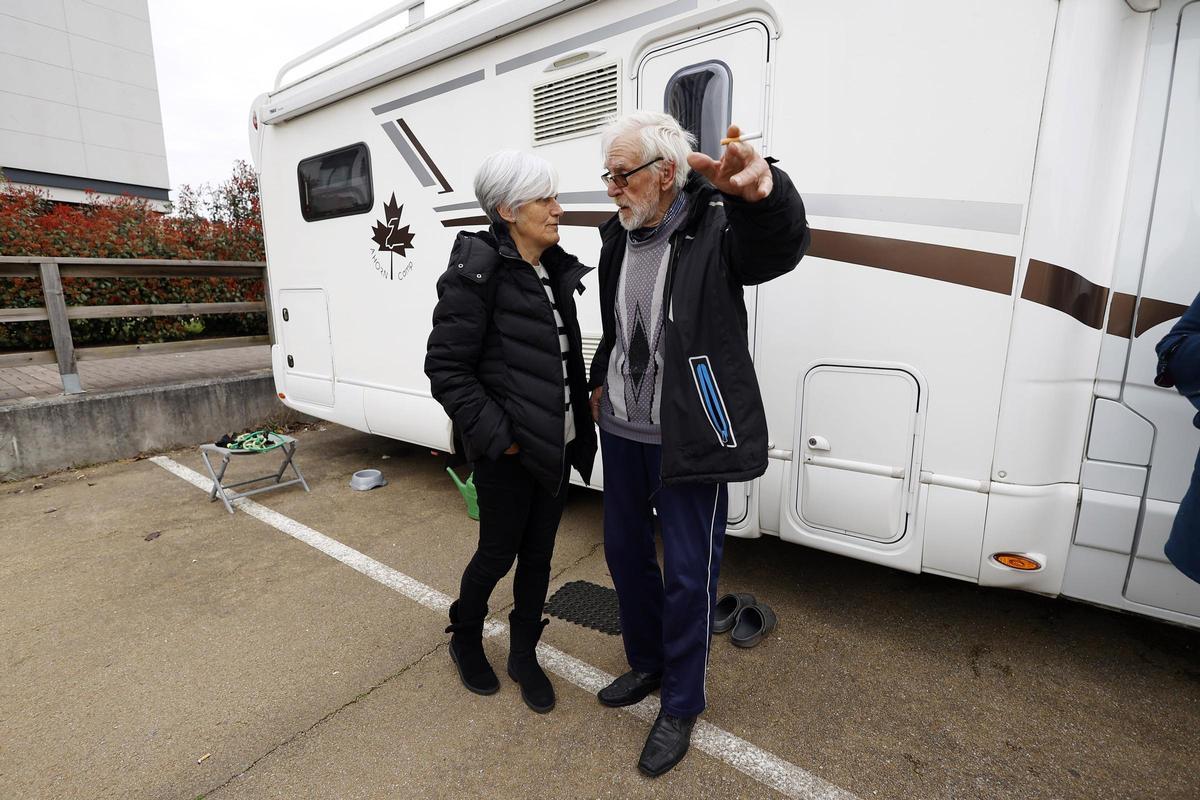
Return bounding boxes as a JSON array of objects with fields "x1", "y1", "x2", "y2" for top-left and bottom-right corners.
[{"x1": 2, "y1": 424, "x2": 1198, "y2": 800}]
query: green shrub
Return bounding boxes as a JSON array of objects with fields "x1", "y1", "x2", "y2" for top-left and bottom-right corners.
[{"x1": 0, "y1": 161, "x2": 267, "y2": 351}]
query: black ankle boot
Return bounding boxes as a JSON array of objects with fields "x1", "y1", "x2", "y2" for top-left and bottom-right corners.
[
  {"x1": 506, "y1": 615, "x2": 554, "y2": 713},
  {"x1": 445, "y1": 600, "x2": 499, "y2": 695}
]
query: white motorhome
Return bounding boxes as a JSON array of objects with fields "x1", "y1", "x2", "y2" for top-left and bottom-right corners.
[{"x1": 249, "y1": 0, "x2": 1200, "y2": 628}]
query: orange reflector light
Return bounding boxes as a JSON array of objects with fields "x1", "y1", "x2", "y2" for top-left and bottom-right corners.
[
  {"x1": 277, "y1": 393, "x2": 286, "y2": 399},
  {"x1": 992, "y1": 553, "x2": 1041, "y2": 571}
]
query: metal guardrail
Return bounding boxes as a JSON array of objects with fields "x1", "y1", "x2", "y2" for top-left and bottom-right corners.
[{"x1": 0, "y1": 256, "x2": 271, "y2": 395}]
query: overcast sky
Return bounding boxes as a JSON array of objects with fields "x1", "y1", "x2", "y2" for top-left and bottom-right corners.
[{"x1": 147, "y1": 0, "x2": 456, "y2": 198}]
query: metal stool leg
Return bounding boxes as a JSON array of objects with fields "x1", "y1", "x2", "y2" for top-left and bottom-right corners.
[
  {"x1": 202, "y1": 450, "x2": 236, "y2": 514},
  {"x1": 278, "y1": 442, "x2": 311, "y2": 493}
]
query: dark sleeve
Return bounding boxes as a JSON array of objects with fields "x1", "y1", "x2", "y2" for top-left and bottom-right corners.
[
  {"x1": 1156, "y1": 292, "x2": 1200, "y2": 403},
  {"x1": 721, "y1": 164, "x2": 811, "y2": 286},
  {"x1": 589, "y1": 338, "x2": 610, "y2": 390},
  {"x1": 589, "y1": 238, "x2": 615, "y2": 390},
  {"x1": 424, "y1": 271, "x2": 513, "y2": 461}
]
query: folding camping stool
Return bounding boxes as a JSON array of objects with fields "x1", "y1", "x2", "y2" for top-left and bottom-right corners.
[{"x1": 199, "y1": 434, "x2": 310, "y2": 514}]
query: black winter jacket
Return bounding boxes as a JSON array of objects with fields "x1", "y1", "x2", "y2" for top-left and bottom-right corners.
[
  {"x1": 425, "y1": 226, "x2": 597, "y2": 495},
  {"x1": 590, "y1": 165, "x2": 810, "y2": 485}
]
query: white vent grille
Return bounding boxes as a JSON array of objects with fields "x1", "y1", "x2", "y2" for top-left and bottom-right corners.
[
  {"x1": 532, "y1": 63, "x2": 619, "y2": 145},
  {"x1": 580, "y1": 333, "x2": 602, "y2": 368}
]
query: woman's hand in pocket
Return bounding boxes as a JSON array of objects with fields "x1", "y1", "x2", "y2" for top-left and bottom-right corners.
[{"x1": 504, "y1": 442, "x2": 520, "y2": 455}]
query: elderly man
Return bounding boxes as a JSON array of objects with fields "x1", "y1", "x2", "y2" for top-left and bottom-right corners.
[{"x1": 589, "y1": 112, "x2": 810, "y2": 776}]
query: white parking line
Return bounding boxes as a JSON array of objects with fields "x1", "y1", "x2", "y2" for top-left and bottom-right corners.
[{"x1": 152, "y1": 455, "x2": 861, "y2": 800}]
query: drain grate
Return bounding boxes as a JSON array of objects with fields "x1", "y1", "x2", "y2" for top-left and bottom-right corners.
[{"x1": 545, "y1": 580, "x2": 621, "y2": 635}]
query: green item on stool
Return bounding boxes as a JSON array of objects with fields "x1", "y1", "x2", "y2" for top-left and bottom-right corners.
[
  {"x1": 446, "y1": 467, "x2": 479, "y2": 520},
  {"x1": 227, "y1": 430, "x2": 283, "y2": 452}
]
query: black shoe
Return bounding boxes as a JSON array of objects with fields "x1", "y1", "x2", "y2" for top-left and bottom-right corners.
[
  {"x1": 638, "y1": 711, "x2": 697, "y2": 777},
  {"x1": 446, "y1": 600, "x2": 499, "y2": 695},
  {"x1": 507, "y1": 615, "x2": 554, "y2": 713},
  {"x1": 597, "y1": 669, "x2": 662, "y2": 707}
]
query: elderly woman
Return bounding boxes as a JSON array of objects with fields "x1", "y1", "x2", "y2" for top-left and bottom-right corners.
[{"x1": 424, "y1": 151, "x2": 596, "y2": 712}]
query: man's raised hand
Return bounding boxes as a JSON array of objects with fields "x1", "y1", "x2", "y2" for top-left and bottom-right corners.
[{"x1": 685, "y1": 125, "x2": 773, "y2": 202}]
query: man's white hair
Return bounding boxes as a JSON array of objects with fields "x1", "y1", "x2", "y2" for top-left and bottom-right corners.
[
  {"x1": 600, "y1": 112, "x2": 696, "y2": 191},
  {"x1": 473, "y1": 150, "x2": 559, "y2": 225}
]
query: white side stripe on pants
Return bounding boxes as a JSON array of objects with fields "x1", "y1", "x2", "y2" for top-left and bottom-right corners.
[
  {"x1": 151, "y1": 455, "x2": 861, "y2": 800},
  {"x1": 702, "y1": 483, "x2": 719, "y2": 708}
]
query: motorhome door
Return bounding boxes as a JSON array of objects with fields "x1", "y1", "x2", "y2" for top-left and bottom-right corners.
[
  {"x1": 1109, "y1": 3, "x2": 1200, "y2": 619},
  {"x1": 636, "y1": 20, "x2": 771, "y2": 530}
]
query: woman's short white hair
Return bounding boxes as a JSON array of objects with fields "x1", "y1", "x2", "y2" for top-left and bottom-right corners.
[
  {"x1": 600, "y1": 112, "x2": 696, "y2": 191},
  {"x1": 473, "y1": 150, "x2": 559, "y2": 225}
]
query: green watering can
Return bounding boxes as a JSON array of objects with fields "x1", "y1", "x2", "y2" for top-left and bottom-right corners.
[{"x1": 446, "y1": 467, "x2": 479, "y2": 521}]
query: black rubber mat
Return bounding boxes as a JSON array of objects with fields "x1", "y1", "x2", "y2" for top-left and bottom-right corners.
[{"x1": 544, "y1": 580, "x2": 621, "y2": 635}]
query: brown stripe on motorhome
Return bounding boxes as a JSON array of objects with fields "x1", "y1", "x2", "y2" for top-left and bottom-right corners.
[
  {"x1": 438, "y1": 217, "x2": 1020, "y2": 294},
  {"x1": 1021, "y1": 260, "x2": 1108, "y2": 329},
  {"x1": 1107, "y1": 292, "x2": 1136, "y2": 338},
  {"x1": 441, "y1": 215, "x2": 489, "y2": 227},
  {"x1": 1105, "y1": 293, "x2": 1188, "y2": 339},
  {"x1": 807, "y1": 229, "x2": 1016, "y2": 294},
  {"x1": 397, "y1": 119, "x2": 453, "y2": 194},
  {"x1": 1134, "y1": 296, "x2": 1190, "y2": 338},
  {"x1": 560, "y1": 211, "x2": 613, "y2": 226},
  {"x1": 437, "y1": 213, "x2": 1191, "y2": 335}
]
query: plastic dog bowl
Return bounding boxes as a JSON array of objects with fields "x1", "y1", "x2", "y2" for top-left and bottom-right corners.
[{"x1": 349, "y1": 469, "x2": 387, "y2": 491}]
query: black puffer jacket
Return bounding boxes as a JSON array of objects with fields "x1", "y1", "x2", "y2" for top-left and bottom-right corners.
[
  {"x1": 425, "y1": 225, "x2": 596, "y2": 495},
  {"x1": 590, "y1": 166, "x2": 809, "y2": 485}
]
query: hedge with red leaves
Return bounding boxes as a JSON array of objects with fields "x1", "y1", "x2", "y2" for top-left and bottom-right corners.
[{"x1": 1, "y1": 161, "x2": 267, "y2": 351}]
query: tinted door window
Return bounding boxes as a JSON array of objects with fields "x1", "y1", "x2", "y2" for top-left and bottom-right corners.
[{"x1": 665, "y1": 61, "x2": 732, "y2": 160}]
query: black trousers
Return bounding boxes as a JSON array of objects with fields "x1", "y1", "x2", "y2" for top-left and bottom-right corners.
[{"x1": 458, "y1": 454, "x2": 569, "y2": 623}]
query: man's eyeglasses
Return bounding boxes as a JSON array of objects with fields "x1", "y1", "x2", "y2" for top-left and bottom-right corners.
[{"x1": 601, "y1": 157, "x2": 663, "y2": 188}]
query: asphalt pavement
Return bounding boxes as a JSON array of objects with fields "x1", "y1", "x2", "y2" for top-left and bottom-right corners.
[{"x1": 1, "y1": 424, "x2": 1196, "y2": 799}]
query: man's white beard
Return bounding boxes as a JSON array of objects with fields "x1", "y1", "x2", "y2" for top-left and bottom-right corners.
[{"x1": 617, "y1": 194, "x2": 660, "y2": 231}]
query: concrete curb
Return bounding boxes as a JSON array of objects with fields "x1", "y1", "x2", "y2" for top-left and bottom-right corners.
[{"x1": 0, "y1": 372, "x2": 312, "y2": 480}]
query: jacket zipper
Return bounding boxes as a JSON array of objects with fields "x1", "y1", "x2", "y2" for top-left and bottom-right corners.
[{"x1": 657, "y1": 233, "x2": 687, "y2": 483}]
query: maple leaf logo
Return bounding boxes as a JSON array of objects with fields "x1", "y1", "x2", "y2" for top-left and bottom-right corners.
[{"x1": 371, "y1": 193, "x2": 415, "y2": 255}]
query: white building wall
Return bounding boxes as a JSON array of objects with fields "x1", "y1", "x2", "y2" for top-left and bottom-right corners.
[{"x1": 0, "y1": 0, "x2": 170, "y2": 202}]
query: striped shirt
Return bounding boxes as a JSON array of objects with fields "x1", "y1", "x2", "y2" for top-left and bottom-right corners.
[{"x1": 533, "y1": 262, "x2": 576, "y2": 446}]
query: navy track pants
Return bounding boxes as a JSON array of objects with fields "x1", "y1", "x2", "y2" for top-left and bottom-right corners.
[{"x1": 600, "y1": 428, "x2": 728, "y2": 717}]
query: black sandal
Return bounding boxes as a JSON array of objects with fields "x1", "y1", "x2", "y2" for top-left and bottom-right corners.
[
  {"x1": 713, "y1": 592, "x2": 756, "y2": 634},
  {"x1": 730, "y1": 602, "x2": 777, "y2": 648}
]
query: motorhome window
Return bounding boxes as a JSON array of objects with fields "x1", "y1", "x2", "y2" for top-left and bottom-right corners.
[
  {"x1": 297, "y1": 143, "x2": 373, "y2": 222},
  {"x1": 664, "y1": 62, "x2": 732, "y2": 160}
]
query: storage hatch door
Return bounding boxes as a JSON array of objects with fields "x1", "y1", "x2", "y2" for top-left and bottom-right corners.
[
  {"x1": 278, "y1": 288, "x2": 335, "y2": 407},
  {"x1": 796, "y1": 366, "x2": 920, "y2": 542}
]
